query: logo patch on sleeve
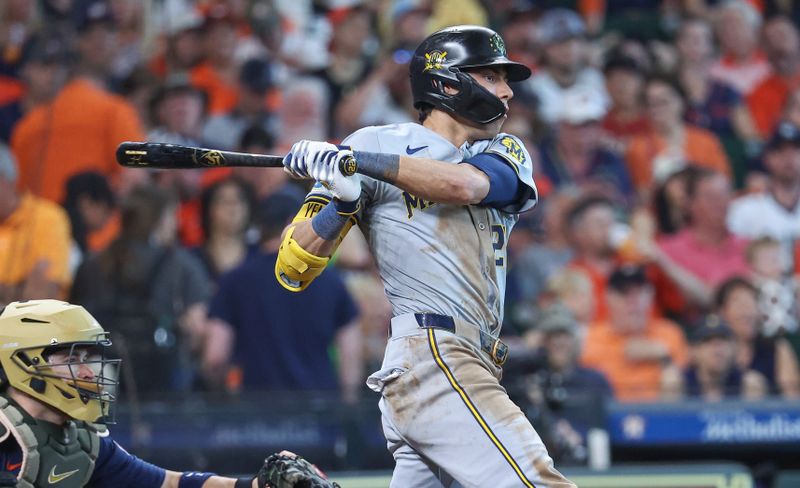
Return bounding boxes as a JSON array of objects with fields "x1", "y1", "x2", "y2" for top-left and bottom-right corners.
[{"x1": 499, "y1": 136, "x2": 526, "y2": 164}]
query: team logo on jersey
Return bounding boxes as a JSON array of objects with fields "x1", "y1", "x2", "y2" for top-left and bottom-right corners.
[
  {"x1": 424, "y1": 50, "x2": 447, "y2": 71},
  {"x1": 490, "y1": 34, "x2": 506, "y2": 56},
  {"x1": 500, "y1": 136, "x2": 526, "y2": 164},
  {"x1": 403, "y1": 192, "x2": 437, "y2": 219}
]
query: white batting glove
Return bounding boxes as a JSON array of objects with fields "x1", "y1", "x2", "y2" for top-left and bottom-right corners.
[
  {"x1": 283, "y1": 140, "x2": 361, "y2": 201},
  {"x1": 283, "y1": 140, "x2": 332, "y2": 178},
  {"x1": 308, "y1": 150, "x2": 361, "y2": 203}
]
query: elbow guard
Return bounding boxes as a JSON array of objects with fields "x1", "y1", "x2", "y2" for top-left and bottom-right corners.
[{"x1": 275, "y1": 226, "x2": 330, "y2": 292}]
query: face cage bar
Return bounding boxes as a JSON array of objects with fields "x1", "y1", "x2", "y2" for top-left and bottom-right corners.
[{"x1": 13, "y1": 333, "x2": 122, "y2": 423}]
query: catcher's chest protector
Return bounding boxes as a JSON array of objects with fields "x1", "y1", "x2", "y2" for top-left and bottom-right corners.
[{"x1": 0, "y1": 396, "x2": 100, "y2": 487}]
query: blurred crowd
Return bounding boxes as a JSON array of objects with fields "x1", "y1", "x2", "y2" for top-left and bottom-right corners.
[{"x1": 2, "y1": 0, "x2": 800, "y2": 463}]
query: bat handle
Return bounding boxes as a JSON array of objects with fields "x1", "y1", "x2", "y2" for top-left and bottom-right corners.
[{"x1": 339, "y1": 154, "x2": 358, "y2": 177}]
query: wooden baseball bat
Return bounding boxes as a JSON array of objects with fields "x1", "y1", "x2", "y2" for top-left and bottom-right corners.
[{"x1": 116, "y1": 141, "x2": 358, "y2": 176}]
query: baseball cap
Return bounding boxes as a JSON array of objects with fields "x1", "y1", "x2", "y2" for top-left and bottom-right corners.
[
  {"x1": 765, "y1": 122, "x2": 800, "y2": 152},
  {"x1": 603, "y1": 55, "x2": 644, "y2": 76},
  {"x1": 0, "y1": 144, "x2": 19, "y2": 183},
  {"x1": 537, "y1": 8, "x2": 586, "y2": 44},
  {"x1": 240, "y1": 58, "x2": 273, "y2": 94},
  {"x1": 21, "y1": 36, "x2": 70, "y2": 65},
  {"x1": 391, "y1": 0, "x2": 430, "y2": 22},
  {"x1": 558, "y1": 88, "x2": 607, "y2": 124},
  {"x1": 75, "y1": 0, "x2": 115, "y2": 33},
  {"x1": 537, "y1": 304, "x2": 578, "y2": 335},
  {"x1": 690, "y1": 320, "x2": 734, "y2": 344},
  {"x1": 608, "y1": 264, "x2": 649, "y2": 292}
]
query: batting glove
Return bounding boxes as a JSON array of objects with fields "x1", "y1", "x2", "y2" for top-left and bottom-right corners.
[{"x1": 282, "y1": 140, "x2": 338, "y2": 178}]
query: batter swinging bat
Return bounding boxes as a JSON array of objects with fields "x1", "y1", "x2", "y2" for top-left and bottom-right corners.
[{"x1": 116, "y1": 141, "x2": 358, "y2": 176}]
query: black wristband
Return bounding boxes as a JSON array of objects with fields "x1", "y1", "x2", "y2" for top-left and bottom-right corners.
[{"x1": 235, "y1": 477, "x2": 254, "y2": 488}]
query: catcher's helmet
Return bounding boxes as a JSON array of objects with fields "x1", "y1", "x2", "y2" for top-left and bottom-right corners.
[
  {"x1": 0, "y1": 300, "x2": 120, "y2": 423},
  {"x1": 410, "y1": 25, "x2": 531, "y2": 125}
]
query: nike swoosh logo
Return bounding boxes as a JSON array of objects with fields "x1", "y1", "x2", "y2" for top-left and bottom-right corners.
[
  {"x1": 5, "y1": 461, "x2": 21, "y2": 471},
  {"x1": 48, "y1": 466, "x2": 80, "y2": 484},
  {"x1": 406, "y1": 145, "x2": 428, "y2": 155}
]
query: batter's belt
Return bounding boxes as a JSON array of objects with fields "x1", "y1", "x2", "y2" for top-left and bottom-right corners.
[{"x1": 389, "y1": 313, "x2": 509, "y2": 366}]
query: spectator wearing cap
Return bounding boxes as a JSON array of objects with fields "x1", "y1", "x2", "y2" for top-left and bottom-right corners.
[
  {"x1": 203, "y1": 192, "x2": 363, "y2": 400},
  {"x1": 525, "y1": 8, "x2": 609, "y2": 126},
  {"x1": 728, "y1": 122, "x2": 800, "y2": 251},
  {"x1": 538, "y1": 86, "x2": 634, "y2": 203},
  {"x1": 10, "y1": 0, "x2": 146, "y2": 203},
  {"x1": 714, "y1": 277, "x2": 800, "y2": 397},
  {"x1": 189, "y1": 4, "x2": 240, "y2": 115},
  {"x1": 581, "y1": 265, "x2": 688, "y2": 402},
  {"x1": 202, "y1": 58, "x2": 279, "y2": 151},
  {"x1": 747, "y1": 16, "x2": 800, "y2": 139},
  {"x1": 563, "y1": 195, "x2": 623, "y2": 322},
  {"x1": 601, "y1": 54, "x2": 650, "y2": 150},
  {"x1": 513, "y1": 303, "x2": 612, "y2": 463},
  {"x1": 148, "y1": 76, "x2": 209, "y2": 147},
  {"x1": 709, "y1": 1, "x2": 772, "y2": 97},
  {"x1": 664, "y1": 320, "x2": 768, "y2": 402},
  {"x1": 0, "y1": 143, "x2": 71, "y2": 306},
  {"x1": 625, "y1": 75, "x2": 731, "y2": 199},
  {"x1": 677, "y1": 17, "x2": 761, "y2": 171},
  {"x1": 0, "y1": 36, "x2": 69, "y2": 143}
]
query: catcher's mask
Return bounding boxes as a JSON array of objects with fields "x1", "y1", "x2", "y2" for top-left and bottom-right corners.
[
  {"x1": 0, "y1": 300, "x2": 121, "y2": 424},
  {"x1": 410, "y1": 25, "x2": 531, "y2": 125}
]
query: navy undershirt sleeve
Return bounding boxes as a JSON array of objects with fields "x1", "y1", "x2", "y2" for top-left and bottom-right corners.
[
  {"x1": 462, "y1": 153, "x2": 525, "y2": 209},
  {"x1": 87, "y1": 435, "x2": 166, "y2": 487}
]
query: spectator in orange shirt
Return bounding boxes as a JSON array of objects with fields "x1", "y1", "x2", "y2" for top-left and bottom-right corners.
[
  {"x1": 581, "y1": 265, "x2": 689, "y2": 402},
  {"x1": 0, "y1": 144, "x2": 71, "y2": 305},
  {"x1": 709, "y1": 1, "x2": 771, "y2": 96},
  {"x1": 626, "y1": 75, "x2": 731, "y2": 199},
  {"x1": 189, "y1": 6, "x2": 241, "y2": 115},
  {"x1": 747, "y1": 16, "x2": 800, "y2": 139},
  {"x1": 565, "y1": 195, "x2": 621, "y2": 321},
  {"x1": 10, "y1": 0, "x2": 146, "y2": 203}
]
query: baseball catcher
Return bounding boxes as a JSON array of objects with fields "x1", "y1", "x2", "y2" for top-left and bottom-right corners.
[{"x1": 0, "y1": 300, "x2": 338, "y2": 488}]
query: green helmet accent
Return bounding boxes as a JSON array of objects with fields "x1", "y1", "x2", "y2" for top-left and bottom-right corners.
[{"x1": 0, "y1": 300, "x2": 120, "y2": 423}]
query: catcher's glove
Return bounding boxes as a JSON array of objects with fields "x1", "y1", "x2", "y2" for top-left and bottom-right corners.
[{"x1": 257, "y1": 452, "x2": 341, "y2": 488}]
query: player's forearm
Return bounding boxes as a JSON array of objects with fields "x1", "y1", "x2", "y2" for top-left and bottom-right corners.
[
  {"x1": 354, "y1": 151, "x2": 489, "y2": 204},
  {"x1": 161, "y1": 471, "x2": 254, "y2": 488},
  {"x1": 288, "y1": 219, "x2": 340, "y2": 257}
]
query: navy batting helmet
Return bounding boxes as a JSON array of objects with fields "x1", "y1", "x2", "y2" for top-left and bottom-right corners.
[{"x1": 410, "y1": 25, "x2": 531, "y2": 125}]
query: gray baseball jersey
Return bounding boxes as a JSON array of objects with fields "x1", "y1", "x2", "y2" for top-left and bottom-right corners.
[{"x1": 307, "y1": 122, "x2": 537, "y2": 337}]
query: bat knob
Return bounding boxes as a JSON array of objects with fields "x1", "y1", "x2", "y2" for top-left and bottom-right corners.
[{"x1": 340, "y1": 155, "x2": 358, "y2": 177}]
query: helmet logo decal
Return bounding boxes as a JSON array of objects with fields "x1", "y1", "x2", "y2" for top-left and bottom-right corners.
[
  {"x1": 490, "y1": 34, "x2": 506, "y2": 56},
  {"x1": 424, "y1": 50, "x2": 448, "y2": 71}
]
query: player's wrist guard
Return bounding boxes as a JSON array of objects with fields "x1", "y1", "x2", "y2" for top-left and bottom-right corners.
[
  {"x1": 275, "y1": 226, "x2": 330, "y2": 292},
  {"x1": 235, "y1": 477, "x2": 254, "y2": 488},
  {"x1": 178, "y1": 472, "x2": 215, "y2": 487}
]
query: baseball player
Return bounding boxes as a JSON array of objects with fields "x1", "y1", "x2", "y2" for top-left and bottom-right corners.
[
  {"x1": 0, "y1": 300, "x2": 338, "y2": 488},
  {"x1": 278, "y1": 26, "x2": 575, "y2": 487}
]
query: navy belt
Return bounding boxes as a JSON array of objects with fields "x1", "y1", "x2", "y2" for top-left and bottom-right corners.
[{"x1": 391, "y1": 313, "x2": 508, "y2": 366}]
